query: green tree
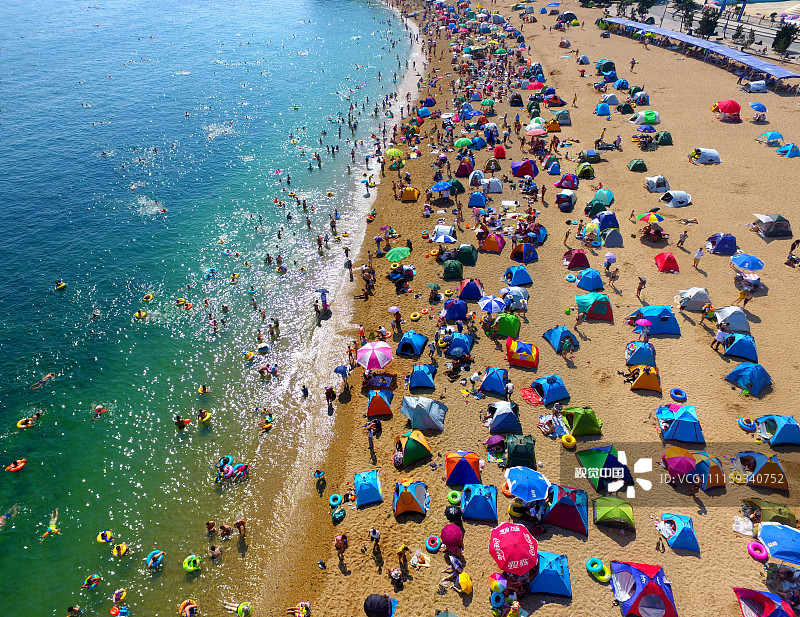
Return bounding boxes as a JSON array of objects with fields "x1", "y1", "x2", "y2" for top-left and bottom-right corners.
[
  {"x1": 636, "y1": 0, "x2": 656, "y2": 20},
  {"x1": 675, "y1": 0, "x2": 699, "y2": 32},
  {"x1": 696, "y1": 8, "x2": 720, "y2": 39},
  {"x1": 731, "y1": 23, "x2": 745, "y2": 45},
  {"x1": 744, "y1": 28, "x2": 756, "y2": 50},
  {"x1": 772, "y1": 23, "x2": 800, "y2": 55}
]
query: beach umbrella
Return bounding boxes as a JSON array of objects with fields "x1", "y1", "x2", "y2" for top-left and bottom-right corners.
[
  {"x1": 488, "y1": 573, "x2": 508, "y2": 593},
  {"x1": 441, "y1": 523, "x2": 463, "y2": 548},
  {"x1": 717, "y1": 99, "x2": 741, "y2": 114},
  {"x1": 604, "y1": 252, "x2": 617, "y2": 263},
  {"x1": 385, "y1": 148, "x2": 403, "y2": 158},
  {"x1": 432, "y1": 181, "x2": 453, "y2": 192},
  {"x1": 315, "y1": 288, "x2": 330, "y2": 294},
  {"x1": 504, "y1": 467, "x2": 551, "y2": 502},
  {"x1": 758, "y1": 522, "x2": 800, "y2": 568},
  {"x1": 481, "y1": 98, "x2": 496, "y2": 106},
  {"x1": 426, "y1": 282, "x2": 441, "y2": 290},
  {"x1": 527, "y1": 128, "x2": 547, "y2": 137},
  {"x1": 494, "y1": 48, "x2": 507, "y2": 55},
  {"x1": 363, "y1": 594, "x2": 392, "y2": 617},
  {"x1": 488, "y1": 522, "x2": 538, "y2": 575},
  {"x1": 498, "y1": 287, "x2": 528, "y2": 300},
  {"x1": 334, "y1": 365, "x2": 350, "y2": 377},
  {"x1": 455, "y1": 137, "x2": 473, "y2": 148},
  {"x1": 433, "y1": 233, "x2": 456, "y2": 243},
  {"x1": 478, "y1": 295, "x2": 506, "y2": 313},
  {"x1": 731, "y1": 254, "x2": 764, "y2": 271},
  {"x1": 546, "y1": 1, "x2": 561, "y2": 5},
  {"x1": 458, "y1": 573, "x2": 473, "y2": 594},
  {"x1": 637, "y1": 212, "x2": 664, "y2": 222},
  {"x1": 388, "y1": 306, "x2": 400, "y2": 314},
  {"x1": 637, "y1": 125, "x2": 656, "y2": 133},
  {"x1": 749, "y1": 102, "x2": 767, "y2": 113},
  {"x1": 635, "y1": 319, "x2": 652, "y2": 327},
  {"x1": 662, "y1": 445, "x2": 696, "y2": 479},
  {"x1": 357, "y1": 342, "x2": 393, "y2": 370},
  {"x1": 385, "y1": 247, "x2": 411, "y2": 261}
]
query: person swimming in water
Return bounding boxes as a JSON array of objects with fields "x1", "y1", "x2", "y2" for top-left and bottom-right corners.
[
  {"x1": 0, "y1": 504, "x2": 18, "y2": 531},
  {"x1": 31, "y1": 373, "x2": 57, "y2": 389},
  {"x1": 175, "y1": 414, "x2": 187, "y2": 430},
  {"x1": 41, "y1": 509, "x2": 61, "y2": 541}
]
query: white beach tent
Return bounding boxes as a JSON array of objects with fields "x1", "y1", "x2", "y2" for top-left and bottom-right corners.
[
  {"x1": 602, "y1": 93, "x2": 619, "y2": 105},
  {"x1": 743, "y1": 80, "x2": 767, "y2": 93},
  {"x1": 645, "y1": 175, "x2": 670, "y2": 193},
  {"x1": 629, "y1": 110, "x2": 660, "y2": 124},
  {"x1": 577, "y1": 54, "x2": 590, "y2": 65},
  {"x1": 434, "y1": 224, "x2": 456, "y2": 238},
  {"x1": 468, "y1": 169, "x2": 485, "y2": 186},
  {"x1": 715, "y1": 306, "x2": 750, "y2": 334},
  {"x1": 659, "y1": 191, "x2": 691, "y2": 207},
  {"x1": 675, "y1": 287, "x2": 710, "y2": 311},
  {"x1": 483, "y1": 177, "x2": 504, "y2": 193},
  {"x1": 690, "y1": 148, "x2": 721, "y2": 165}
]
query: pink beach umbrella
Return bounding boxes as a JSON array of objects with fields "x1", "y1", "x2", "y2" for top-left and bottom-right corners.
[
  {"x1": 441, "y1": 524, "x2": 463, "y2": 548},
  {"x1": 488, "y1": 522, "x2": 538, "y2": 575},
  {"x1": 635, "y1": 319, "x2": 652, "y2": 327},
  {"x1": 356, "y1": 341, "x2": 393, "y2": 370},
  {"x1": 526, "y1": 128, "x2": 547, "y2": 137}
]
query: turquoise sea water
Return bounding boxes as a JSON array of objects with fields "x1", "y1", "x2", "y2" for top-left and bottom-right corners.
[{"x1": 0, "y1": 0, "x2": 411, "y2": 614}]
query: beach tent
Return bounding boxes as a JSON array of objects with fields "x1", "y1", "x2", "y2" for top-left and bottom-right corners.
[
  {"x1": 629, "y1": 85, "x2": 643, "y2": 96},
  {"x1": 625, "y1": 341, "x2": 656, "y2": 367},
  {"x1": 752, "y1": 214, "x2": 792, "y2": 238},
  {"x1": 602, "y1": 93, "x2": 619, "y2": 105},
  {"x1": 467, "y1": 169, "x2": 484, "y2": 185},
  {"x1": 395, "y1": 430, "x2": 432, "y2": 466},
  {"x1": 443, "y1": 260, "x2": 463, "y2": 281},
  {"x1": 595, "y1": 211, "x2": 619, "y2": 231},
  {"x1": 509, "y1": 92, "x2": 523, "y2": 107},
  {"x1": 601, "y1": 228, "x2": 624, "y2": 247},
  {"x1": 585, "y1": 199, "x2": 608, "y2": 217},
  {"x1": 553, "y1": 109, "x2": 571, "y2": 126},
  {"x1": 546, "y1": 119, "x2": 561, "y2": 133},
  {"x1": 354, "y1": 470, "x2": 383, "y2": 508},
  {"x1": 367, "y1": 390, "x2": 394, "y2": 417},
  {"x1": 579, "y1": 150, "x2": 601, "y2": 164},
  {"x1": 776, "y1": 143, "x2": 800, "y2": 158},
  {"x1": 645, "y1": 175, "x2": 670, "y2": 193},
  {"x1": 543, "y1": 484, "x2": 589, "y2": 534},
  {"x1": 726, "y1": 362, "x2": 771, "y2": 396},
  {"x1": 655, "y1": 131, "x2": 672, "y2": 146},
  {"x1": 577, "y1": 54, "x2": 590, "y2": 65},
  {"x1": 422, "y1": 96, "x2": 436, "y2": 108},
  {"x1": 655, "y1": 252, "x2": 680, "y2": 272},
  {"x1": 661, "y1": 513, "x2": 700, "y2": 553},
  {"x1": 629, "y1": 110, "x2": 660, "y2": 124},
  {"x1": 494, "y1": 313, "x2": 521, "y2": 338},
  {"x1": 575, "y1": 162, "x2": 595, "y2": 179},
  {"x1": 576, "y1": 268, "x2": 604, "y2": 291},
  {"x1": 400, "y1": 396, "x2": 448, "y2": 431},
  {"x1": 547, "y1": 161, "x2": 562, "y2": 175},
  {"x1": 555, "y1": 173, "x2": 579, "y2": 189},
  {"x1": 468, "y1": 191, "x2": 487, "y2": 209},
  {"x1": 480, "y1": 367, "x2": 510, "y2": 396},
  {"x1": 563, "y1": 249, "x2": 590, "y2": 269},
  {"x1": 510, "y1": 243, "x2": 538, "y2": 263},
  {"x1": 632, "y1": 91, "x2": 650, "y2": 105},
  {"x1": 743, "y1": 498, "x2": 796, "y2": 526},
  {"x1": 458, "y1": 278, "x2": 484, "y2": 301},
  {"x1": 531, "y1": 374, "x2": 570, "y2": 404},
  {"x1": 484, "y1": 177, "x2": 503, "y2": 193},
  {"x1": 488, "y1": 401, "x2": 523, "y2": 434},
  {"x1": 614, "y1": 78, "x2": 629, "y2": 89},
  {"x1": 409, "y1": 364, "x2": 437, "y2": 389},
  {"x1": 556, "y1": 189, "x2": 577, "y2": 212},
  {"x1": 443, "y1": 298, "x2": 468, "y2": 321},
  {"x1": 594, "y1": 497, "x2": 635, "y2": 530},
  {"x1": 393, "y1": 479, "x2": 430, "y2": 516},
  {"x1": 627, "y1": 158, "x2": 647, "y2": 172},
  {"x1": 742, "y1": 78, "x2": 768, "y2": 92},
  {"x1": 493, "y1": 144, "x2": 507, "y2": 159},
  {"x1": 449, "y1": 178, "x2": 465, "y2": 195},
  {"x1": 732, "y1": 588, "x2": 794, "y2": 617},
  {"x1": 447, "y1": 332, "x2": 475, "y2": 357},
  {"x1": 610, "y1": 562, "x2": 677, "y2": 617},
  {"x1": 400, "y1": 187, "x2": 420, "y2": 201},
  {"x1": 506, "y1": 338, "x2": 539, "y2": 369},
  {"x1": 563, "y1": 406, "x2": 603, "y2": 436},
  {"x1": 480, "y1": 233, "x2": 506, "y2": 253},
  {"x1": 596, "y1": 59, "x2": 616, "y2": 72},
  {"x1": 593, "y1": 187, "x2": 615, "y2": 205},
  {"x1": 505, "y1": 265, "x2": 532, "y2": 286},
  {"x1": 715, "y1": 306, "x2": 750, "y2": 333},
  {"x1": 455, "y1": 243, "x2": 479, "y2": 266},
  {"x1": 461, "y1": 484, "x2": 498, "y2": 522},
  {"x1": 500, "y1": 287, "x2": 530, "y2": 311},
  {"x1": 544, "y1": 95, "x2": 566, "y2": 107},
  {"x1": 529, "y1": 552, "x2": 572, "y2": 597},
  {"x1": 689, "y1": 148, "x2": 721, "y2": 164},
  {"x1": 694, "y1": 451, "x2": 726, "y2": 491},
  {"x1": 631, "y1": 305, "x2": 680, "y2": 336},
  {"x1": 737, "y1": 452, "x2": 789, "y2": 490},
  {"x1": 756, "y1": 415, "x2": 800, "y2": 446},
  {"x1": 511, "y1": 159, "x2": 538, "y2": 178},
  {"x1": 543, "y1": 325, "x2": 579, "y2": 352},
  {"x1": 707, "y1": 233, "x2": 738, "y2": 255},
  {"x1": 445, "y1": 451, "x2": 482, "y2": 485},
  {"x1": 575, "y1": 292, "x2": 613, "y2": 321},
  {"x1": 397, "y1": 330, "x2": 428, "y2": 358},
  {"x1": 723, "y1": 333, "x2": 758, "y2": 362},
  {"x1": 660, "y1": 190, "x2": 691, "y2": 207},
  {"x1": 656, "y1": 404, "x2": 705, "y2": 443},
  {"x1": 675, "y1": 287, "x2": 710, "y2": 311},
  {"x1": 594, "y1": 103, "x2": 611, "y2": 116},
  {"x1": 616, "y1": 102, "x2": 635, "y2": 114},
  {"x1": 506, "y1": 435, "x2": 537, "y2": 469},
  {"x1": 630, "y1": 365, "x2": 661, "y2": 392},
  {"x1": 577, "y1": 445, "x2": 633, "y2": 493},
  {"x1": 455, "y1": 159, "x2": 474, "y2": 178}
]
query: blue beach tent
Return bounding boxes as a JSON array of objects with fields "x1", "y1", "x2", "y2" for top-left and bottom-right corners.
[
  {"x1": 510, "y1": 243, "x2": 538, "y2": 263},
  {"x1": 661, "y1": 513, "x2": 700, "y2": 553},
  {"x1": 630, "y1": 305, "x2": 680, "y2": 336},
  {"x1": 367, "y1": 390, "x2": 394, "y2": 417},
  {"x1": 543, "y1": 326, "x2": 579, "y2": 352},
  {"x1": 595, "y1": 211, "x2": 619, "y2": 231},
  {"x1": 777, "y1": 143, "x2": 800, "y2": 158},
  {"x1": 529, "y1": 552, "x2": 572, "y2": 597},
  {"x1": 542, "y1": 484, "x2": 589, "y2": 535},
  {"x1": 447, "y1": 332, "x2": 475, "y2": 357},
  {"x1": 757, "y1": 415, "x2": 800, "y2": 446},
  {"x1": 400, "y1": 396, "x2": 448, "y2": 431},
  {"x1": 468, "y1": 191, "x2": 487, "y2": 208},
  {"x1": 409, "y1": 364, "x2": 437, "y2": 389},
  {"x1": 594, "y1": 188, "x2": 615, "y2": 205},
  {"x1": 488, "y1": 401, "x2": 523, "y2": 434},
  {"x1": 625, "y1": 341, "x2": 656, "y2": 367},
  {"x1": 505, "y1": 265, "x2": 533, "y2": 286},
  {"x1": 445, "y1": 451, "x2": 482, "y2": 485},
  {"x1": 418, "y1": 106, "x2": 431, "y2": 118},
  {"x1": 443, "y1": 298, "x2": 468, "y2": 321},
  {"x1": 459, "y1": 278, "x2": 484, "y2": 301},
  {"x1": 614, "y1": 78, "x2": 629, "y2": 90},
  {"x1": 354, "y1": 470, "x2": 383, "y2": 508},
  {"x1": 723, "y1": 333, "x2": 758, "y2": 362},
  {"x1": 531, "y1": 374, "x2": 569, "y2": 404},
  {"x1": 725, "y1": 362, "x2": 772, "y2": 397},
  {"x1": 397, "y1": 330, "x2": 428, "y2": 357},
  {"x1": 655, "y1": 404, "x2": 705, "y2": 443},
  {"x1": 480, "y1": 367, "x2": 509, "y2": 397},
  {"x1": 461, "y1": 484, "x2": 498, "y2": 522},
  {"x1": 707, "y1": 233, "x2": 738, "y2": 255},
  {"x1": 594, "y1": 103, "x2": 611, "y2": 116},
  {"x1": 576, "y1": 268, "x2": 604, "y2": 291}
]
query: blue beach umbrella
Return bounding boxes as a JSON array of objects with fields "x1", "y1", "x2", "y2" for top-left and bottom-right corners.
[
  {"x1": 478, "y1": 295, "x2": 506, "y2": 313},
  {"x1": 432, "y1": 181, "x2": 453, "y2": 192},
  {"x1": 504, "y1": 466, "x2": 551, "y2": 502},
  {"x1": 546, "y1": 2, "x2": 560, "y2": 5},
  {"x1": 749, "y1": 102, "x2": 767, "y2": 113},
  {"x1": 731, "y1": 254, "x2": 764, "y2": 271},
  {"x1": 334, "y1": 365, "x2": 350, "y2": 377},
  {"x1": 637, "y1": 125, "x2": 656, "y2": 133},
  {"x1": 433, "y1": 233, "x2": 456, "y2": 244}
]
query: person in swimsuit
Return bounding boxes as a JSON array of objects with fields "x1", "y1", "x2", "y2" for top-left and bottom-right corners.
[
  {"x1": 31, "y1": 373, "x2": 57, "y2": 389},
  {"x1": 0, "y1": 504, "x2": 18, "y2": 530},
  {"x1": 41, "y1": 509, "x2": 60, "y2": 541}
]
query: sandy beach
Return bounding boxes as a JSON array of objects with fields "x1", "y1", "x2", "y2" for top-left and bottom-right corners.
[{"x1": 274, "y1": 1, "x2": 800, "y2": 616}]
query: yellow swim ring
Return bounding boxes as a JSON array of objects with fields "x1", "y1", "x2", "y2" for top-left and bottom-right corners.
[
  {"x1": 561, "y1": 434, "x2": 576, "y2": 449},
  {"x1": 326, "y1": 191, "x2": 334, "y2": 197},
  {"x1": 113, "y1": 589, "x2": 128, "y2": 603},
  {"x1": 244, "y1": 352, "x2": 255, "y2": 361},
  {"x1": 444, "y1": 289, "x2": 453, "y2": 297},
  {"x1": 135, "y1": 311, "x2": 147, "y2": 319},
  {"x1": 143, "y1": 294, "x2": 153, "y2": 302},
  {"x1": 97, "y1": 529, "x2": 114, "y2": 543},
  {"x1": 113, "y1": 543, "x2": 128, "y2": 557},
  {"x1": 342, "y1": 232, "x2": 350, "y2": 237},
  {"x1": 16, "y1": 417, "x2": 34, "y2": 429},
  {"x1": 198, "y1": 411, "x2": 212, "y2": 424},
  {"x1": 175, "y1": 298, "x2": 186, "y2": 306},
  {"x1": 55, "y1": 282, "x2": 67, "y2": 290},
  {"x1": 410, "y1": 312, "x2": 421, "y2": 321},
  {"x1": 430, "y1": 249, "x2": 439, "y2": 256},
  {"x1": 437, "y1": 339, "x2": 448, "y2": 348},
  {"x1": 391, "y1": 262, "x2": 400, "y2": 270}
]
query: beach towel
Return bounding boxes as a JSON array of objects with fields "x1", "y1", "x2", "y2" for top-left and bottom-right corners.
[
  {"x1": 520, "y1": 386, "x2": 543, "y2": 406},
  {"x1": 538, "y1": 413, "x2": 569, "y2": 437}
]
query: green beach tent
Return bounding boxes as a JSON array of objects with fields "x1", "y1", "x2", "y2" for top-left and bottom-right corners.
[
  {"x1": 743, "y1": 498, "x2": 796, "y2": 527},
  {"x1": 585, "y1": 199, "x2": 608, "y2": 218},
  {"x1": 655, "y1": 131, "x2": 673, "y2": 146},
  {"x1": 575, "y1": 162, "x2": 595, "y2": 179},
  {"x1": 494, "y1": 313, "x2": 521, "y2": 338},
  {"x1": 443, "y1": 260, "x2": 463, "y2": 280},
  {"x1": 395, "y1": 430, "x2": 432, "y2": 466},
  {"x1": 593, "y1": 496, "x2": 635, "y2": 530},
  {"x1": 628, "y1": 159, "x2": 647, "y2": 172},
  {"x1": 506, "y1": 435, "x2": 537, "y2": 469},
  {"x1": 455, "y1": 243, "x2": 479, "y2": 266},
  {"x1": 449, "y1": 178, "x2": 465, "y2": 195},
  {"x1": 563, "y1": 406, "x2": 603, "y2": 436}
]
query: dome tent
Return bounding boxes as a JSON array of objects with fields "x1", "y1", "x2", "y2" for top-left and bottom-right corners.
[
  {"x1": 442, "y1": 259, "x2": 464, "y2": 280},
  {"x1": 655, "y1": 252, "x2": 680, "y2": 272},
  {"x1": 715, "y1": 306, "x2": 750, "y2": 333},
  {"x1": 630, "y1": 365, "x2": 661, "y2": 392},
  {"x1": 725, "y1": 362, "x2": 771, "y2": 397},
  {"x1": 689, "y1": 148, "x2": 720, "y2": 164},
  {"x1": 445, "y1": 451, "x2": 482, "y2": 485},
  {"x1": 461, "y1": 484, "x2": 498, "y2": 522},
  {"x1": 576, "y1": 267, "x2": 604, "y2": 291},
  {"x1": 563, "y1": 249, "x2": 590, "y2": 269},
  {"x1": 393, "y1": 479, "x2": 430, "y2": 516},
  {"x1": 354, "y1": 470, "x2": 383, "y2": 508},
  {"x1": 400, "y1": 396, "x2": 448, "y2": 431},
  {"x1": 480, "y1": 367, "x2": 510, "y2": 396},
  {"x1": 443, "y1": 298, "x2": 468, "y2": 320},
  {"x1": 395, "y1": 430, "x2": 432, "y2": 466},
  {"x1": 575, "y1": 292, "x2": 612, "y2": 321},
  {"x1": 397, "y1": 330, "x2": 428, "y2": 357},
  {"x1": 625, "y1": 341, "x2": 656, "y2": 367},
  {"x1": 458, "y1": 278, "x2": 484, "y2": 301},
  {"x1": 706, "y1": 233, "x2": 738, "y2": 255},
  {"x1": 455, "y1": 243, "x2": 479, "y2": 266},
  {"x1": 494, "y1": 312, "x2": 521, "y2": 338},
  {"x1": 756, "y1": 415, "x2": 800, "y2": 446},
  {"x1": 488, "y1": 401, "x2": 523, "y2": 434},
  {"x1": 506, "y1": 434, "x2": 537, "y2": 469},
  {"x1": 601, "y1": 228, "x2": 624, "y2": 247},
  {"x1": 367, "y1": 390, "x2": 394, "y2": 417},
  {"x1": 542, "y1": 484, "x2": 589, "y2": 535},
  {"x1": 543, "y1": 325, "x2": 579, "y2": 352},
  {"x1": 655, "y1": 404, "x2": 705, "y2": 443},
  {"x1": 723, "y1": 333, "x2": 758, "y2": 362},
  {"x1": 610, "y1": 562, "x2": 678, "y2": 617},
  {"x1": 627, "y1": 158, "x2": 647, "y2": 172},
  {"x1": 563, "y1": 406, "x2": 603, "y2": 436},
  {"x1": 409, "y1": 364, "x2": 437, "y2": 389},
  {"x1": 630, "y1": 305, "x2": 680, "y2": 336},
  {"x1": 505, "y1": 338, "x2": 539, "y2": 369},
  {"x1": 675, "y1": 287, "x2": 710, "y2": 311},
  {"x1": 505, "y1": 265, "x2": 532, "y2": 286},
  {"x1": 629, "y1": 110, "x2": 660, "y2": 124},
  {"x1": 531, "y1": 374, "x2": 570, "y2": 404},
  {"x1": 660, "y1": 190, "x2": 691, "y2": 207},
  {"x1": 645, "y1": 175, "x2": 670, "y2": 193}
]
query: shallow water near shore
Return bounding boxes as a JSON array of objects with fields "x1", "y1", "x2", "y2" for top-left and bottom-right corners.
[{"x1": 0, "y1": 0, "x2": 411, "y2": 613}]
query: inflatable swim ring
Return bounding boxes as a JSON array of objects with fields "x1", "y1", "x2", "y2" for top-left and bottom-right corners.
[
  {"x1": 738, "y1": 417, "x2": 756, "y2": 431},
  {"x1": 501, "y1": 482, "x2": 513, "y2": 498},
  {"x1": 97, "y1": 529, "x2": 114, "y2": 543},
  {"x1": 586, "y1": 557, "x2": 603, "y2": 573},
  {"x1": 276, "y1": 267, "x2": 287, "y2": 274},
  {"x1": 748, "y1": 541, "x2": 768, "y2": 561},
  {"x1": 6, "y1": 459, "x2": 26, "y2": 472},
  {"x1": 437, "y1": 339, "x2": 448, "y2": 348},
  {"x1": 410, "y1": 312, "x2": 421, "y2": 321},
  {"x1": 143, "y1": 294, "x2": 153, "y2": 302},
  {"x1": 594, "y1": 563, "x2": 612, "y2": 583},
  {"x1": 83, "y1": 574, "x2": 101, "y2": 590},
  {"x1": 670, "y1": 388, "x2": 687, "y2": 402},
  {"x1": 422, "y1": 308, "x2": 429, "y2": 315},
  {"x1": 422, "y1": 230, "x2": 429, "y2": 238},
  {"x1": 185, "y1": 303, "x2": 193, "y2": 310},
  {"x1": 490, "y1": 592, "x2": 505, "y2": 608},
  {"x1": 566, "y1": 274, "x2": 576, "y2": 282},
  {"x1": 198, "y1": 386, "x2": 211, "y2": 394},
  {"x1": 198, "y1": 411, "x2": 212, "y2": 424},
  {"x1": 179, "y1": 599, "x2": 198, "y2": 615},
  {"x1": 329, "y1": 493, "x2": 343, "y2": 508},
  {"x1": 231, "y1": 464, "x2": 248, "y2": 479},
  {"x1": 561, "y1": 434, "x2": 577, "y2": 449},
  {"x1": 16, "y1": 417, "x2": 34, "y2": 429},
  {"x1": 175, "y1": 298, "x2": 186, "y2": 306},
  {"x1": 443, "y1": 289, "x2": 453, "y2": 297},
  {"x1": 135, "y1": 311, "x2": 147, "y2": 319},
  {"x1": 592, "y1": 240, "x2": 601, "y2": 248},
  {"x1": 183, "y1": 555, "x2": 202, "y2": 572},
  {"x1": 508, "y1": 503, "x2": 526, "y2": 518},
  {"x1": 390, "y1": 262, "x2": 400, "y2": 271},
  {"x1": 223, "y1": 249, "x2": 233, "y2": 255},
  {"x1": 237, "y1": 602, "x2": 253, "y2": 617},
  {"x1": 257, "y1": 343, "x2": 269, "y2": 353},
  {"x1": 447, "y1": 490, "x2": 461, "y2": 505},
  {"x1": 218, "y1": 455, "x2": 233, "y2": 467},
  {"x1": 244, "y1": 351, "x2": 255, "y2": 361},
  {"x1": 247, "y1": 288, "x2": 257, "y2": 294},
  {"x1": 430, "y1": 249, "x2": 439, "y2": 256},
  {"x1": 110, "y1": 608, "x2": 120, "y2": 617},
  {"x1": 55, "y1": 282, "x2": 67, "y2": 290},
  {"x1": 113, "y1": 543, "x2": 128, "y2": 557},
  {"x1": 145, "y1": 550, "x2": 164, "y2": 568},
  {"x1": 426, "y1": 535, "x2": 442, "y2": 552},
  {"x1": 113, "y1": 589, "x2": 127, "y2": 603}
]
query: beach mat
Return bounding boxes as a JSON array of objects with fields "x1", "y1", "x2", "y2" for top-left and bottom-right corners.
[{"x1": 520, "y1": 386, "x2": 543, "y2": 407}]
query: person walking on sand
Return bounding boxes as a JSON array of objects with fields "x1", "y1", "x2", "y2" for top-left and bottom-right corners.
[
  {"x1": 677, "y1": 230, "x2": 688, "y2": 248},
  {"x1": 564, "y1": 225, "x2": 571, "y2": 247},
  {"x1": 711, "y1": 325, "x2": 727, "y2": 351},
  {"x1": 334, "y1": 534, "x2": 348, "y2": 558},
  {"x1": 693, "y1": 247, "x2": 704, "y2": 269},
  {"x1": 630, "y1": 58, "x2": 637, "y2": 72},
  {"x1": 636, "y1": 276, "x2": 646, "y2": 299}
]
